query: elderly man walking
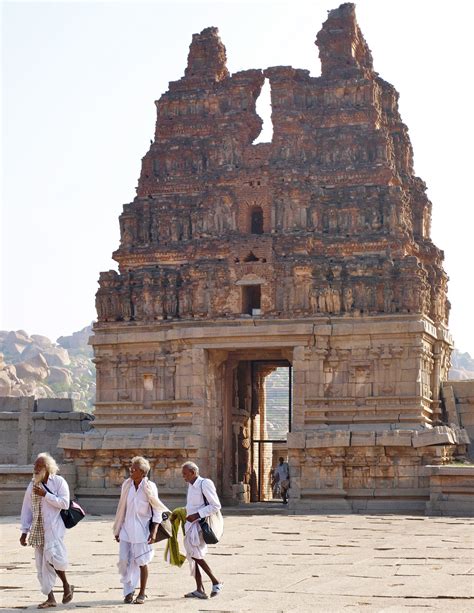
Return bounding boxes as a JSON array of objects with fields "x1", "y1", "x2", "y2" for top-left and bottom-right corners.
[
  {"x1": 181, "y1": 461, "x2": 223, "y2": 599},
  {"x1": 113, "y1": 456, "x2": 169, "y2": 604},
  {"x1": 20, "y1": 452, "x2": 74, "y2": 609}
]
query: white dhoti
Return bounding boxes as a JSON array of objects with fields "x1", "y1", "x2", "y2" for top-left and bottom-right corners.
[
  {"x1": 35, "y1": 539, "x2": 68, "y2": 595},
  {"x1": 183, "y1": 521, "x2": 207, "y2": 576},
  {"x1": 118, "y1": 540, "x2": 154, "y2": 597}
]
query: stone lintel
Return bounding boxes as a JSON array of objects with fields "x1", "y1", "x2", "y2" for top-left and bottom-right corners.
[{"x1": 90, "y1": 315, "x2": 436, "y2": 348}]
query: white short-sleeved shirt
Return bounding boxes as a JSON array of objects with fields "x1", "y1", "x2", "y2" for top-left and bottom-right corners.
[{"x1": 119, "y1": 479, "x2": 161, "y2": 544}]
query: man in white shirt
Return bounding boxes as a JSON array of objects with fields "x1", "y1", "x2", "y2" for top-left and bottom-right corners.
[
  {"x1": 113, "y1": 456, "x2": 169, "y2": 604},
  {"x1": 274, "y1": 456, "x2": 290, "y2": 504},
  {"x1": 20, "y1": 452, "x2": 74, "y2": 609},
  {"x1": 181, "y1": 461, "x2": 223, "y2": 599}
]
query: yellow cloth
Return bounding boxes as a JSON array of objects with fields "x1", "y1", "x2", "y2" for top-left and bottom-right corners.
[{"x1": 164, "y1": 507, "x2": 187, "y2": 567}]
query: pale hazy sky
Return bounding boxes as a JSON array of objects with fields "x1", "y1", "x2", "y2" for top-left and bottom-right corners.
[{"x1": 1, "y1": 0, "x2": 473, "y2": 353}]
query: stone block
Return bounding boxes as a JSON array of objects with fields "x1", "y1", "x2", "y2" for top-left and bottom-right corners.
[
  {"x1": 351, "y1": 432, "x2": 376, "y2": 446},
  {"x1": 287, "y1": 432, "x2": 305, "y2": 449},
  {"x1": 412, "y1": 427, "x2": 456, "y2": 448},
  {"x1": 0, "y1": 397, "x2": 22, "y2": 411},
  {"x1": 306, "y1": 431, "x2": 351, "y2": 448},
  {"x1": 37, "y1": 398, "x2": 74, "y2": 413},
  {"x1": 58, "y1": 433, "x2": 83, "y2": 450},
  {"x1": 376, "y1": 430, "x2": 413, "y2": 447},
  {"x1": 184, "y1": 435, "x2": 201, "y2": 449},
  {"x1": 82, "y1": 433, "x2": 105, "y2": 450}
]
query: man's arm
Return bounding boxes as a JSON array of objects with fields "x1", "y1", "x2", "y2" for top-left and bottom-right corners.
[
  {"x1": 198, "y1": 479, "x2": 221, "y2": 518},
  {"x1": 43, "y1": 476, "x2": 69, "y2": 510},
  {"x1": 20, "y1": 482, "x2": 33, "y2": 542}
]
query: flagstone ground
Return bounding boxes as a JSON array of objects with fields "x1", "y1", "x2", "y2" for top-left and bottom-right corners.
[{"x1": 1, "y1": 512, "x2": 473, "y2": 612}]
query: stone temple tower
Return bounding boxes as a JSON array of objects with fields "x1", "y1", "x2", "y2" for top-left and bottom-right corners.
[{"x1": 61, "y1": 3, "x2": 467, "y2": 512}]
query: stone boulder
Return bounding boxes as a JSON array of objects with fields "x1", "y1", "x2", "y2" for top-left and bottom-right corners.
[
  {"x1": 30, "y1": 334, "x2": 53, "y2": 350},
  {"x1": 48, "y1": 367, "x2": 73, "y2": 387},
  {"x1": 3, "y1": 331, "x2": 32, "y2": 360},
  {"x1": 42, "y1": 346, "x2": 71, "y2": 367},
  {"x1": 0, "y1": 370, "x2": 12, "y2": 395},
  {"x1": 21, "y1": 344, "x2": 70, "y2": 367},
  {"x1": 14, "y1": 353, "x2": 49, "y2": 382}
]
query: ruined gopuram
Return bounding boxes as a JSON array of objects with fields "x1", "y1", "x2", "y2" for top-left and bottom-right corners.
[{"x1": 60, "y1": 3, "x2": 468, "y2": 512}]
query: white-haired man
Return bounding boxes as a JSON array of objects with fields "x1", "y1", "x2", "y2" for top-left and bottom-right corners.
[
  {"x1": 180, "y1": 461, "x2": 223, "y2": 599},
  {"x1": 20, "y1": 452, "x2": 74, "y2": 609},
  {"x1": 113, "y1": 456, "x2": 169, "y2": 604}
]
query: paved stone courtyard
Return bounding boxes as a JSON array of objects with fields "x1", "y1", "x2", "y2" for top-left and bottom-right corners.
[{"x1": 1, "y1": 512, "x2": 473, "y2": 612}]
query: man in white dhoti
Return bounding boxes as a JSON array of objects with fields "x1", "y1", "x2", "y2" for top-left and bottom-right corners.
[
  {"x1": 181, "y1": 461, "x2": 223, "y2": 599},
  {"x1": 20, "y1": 452, "x2": 74, "y2": 609},
  {"x1": 113, "y1": 456, "x2": 169, "y2": 604}
]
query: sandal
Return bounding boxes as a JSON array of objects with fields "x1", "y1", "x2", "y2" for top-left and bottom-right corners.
[
  {"x1": 211, "y1": 582, "x2": 223, "y2": 597},
  {"x1": 184, "y1": 590, "x2": 208, "y2": 599},
  {"x1": 62, "y1": 585, "x2": 74, "y2": 604},
  {"x1": 123, "y1": 591, "x2": 135, "y2": 604},
  {"x1": 38, "y1": 602, "x2": 57, "y2": 609},
  {"x1": 133, "y1": 594, "x2": 147, "y2": 604}
]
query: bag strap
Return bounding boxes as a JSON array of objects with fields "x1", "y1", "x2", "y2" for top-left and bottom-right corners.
[
  {"x1": 200, "y1": 480, "x2": 209, "y2": 507},
  {"x1": 41, "y1": 482, "x2": 54, "y2": 496}
]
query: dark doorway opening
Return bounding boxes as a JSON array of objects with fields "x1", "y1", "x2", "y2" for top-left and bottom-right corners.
[
  {"x1": 250, "y1": 207, "x2": 264, "y2": 234},
  {"x1": 242, "y1": 285, "x2": 261, "y2": 315}
]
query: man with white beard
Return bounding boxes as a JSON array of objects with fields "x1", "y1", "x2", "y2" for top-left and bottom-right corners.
[{"x1": 20, "y1": 452, "x2": 73, "y2": 608}]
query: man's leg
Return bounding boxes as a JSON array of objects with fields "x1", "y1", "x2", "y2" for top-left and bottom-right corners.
[
  {"x1": 118, "y1": 540, "x2": 135, "y2": 600},
  {"x1": 55, "y1": 569, "x2": 73, "y2": 603},
  {"x1": 192, "y1": 558, "x2": 205, "y2": 593},
  {"x1": 137, "y1": 565, "x2": 148, "y2": 599},
  {"x1": 35, "y1": 548, "x2": 57, "y2": 607},
  {"x1": 195, "y1": 558, "x2": 220, "y2": 586}
]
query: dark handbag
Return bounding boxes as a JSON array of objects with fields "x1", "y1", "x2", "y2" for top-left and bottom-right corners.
[
  {"x1": 43, "y1": 484, "x2": 85, "y2": 529},
  {"x1": 199, "y1": 484, "x2": 219, "y2": 545},
  {"x1": 149, "y1": 511, "x2": 172, "y2": 543}
]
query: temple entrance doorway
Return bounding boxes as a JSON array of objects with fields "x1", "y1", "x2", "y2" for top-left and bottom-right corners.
[{"x1": 230, "y1": 358, "x2": 292, "y2": 503}]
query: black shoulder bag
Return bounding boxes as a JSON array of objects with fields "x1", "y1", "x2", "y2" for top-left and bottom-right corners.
[
  {"x1": 43, "y1": 483, "x2": 86, "y2": 529},
  {"x1": 199, "y1": 481, "x2": 219, "y2": 545}
]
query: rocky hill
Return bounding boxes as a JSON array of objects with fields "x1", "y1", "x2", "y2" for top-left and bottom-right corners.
[
  {"x1": 449, "y1": 349, "x2": 474, "y2": 380},
  {"x1": 0, "y1": 325, "x2": 95, "y2": 412}
]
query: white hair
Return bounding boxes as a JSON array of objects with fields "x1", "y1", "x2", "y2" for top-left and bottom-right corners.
[
  {"x1": 182, "y1": 461, "x2": 199, "y2": 475},
  {"x1": 131, "y1": 456, "x2": 151, "y2": 475},
  {"x1": 36, "y1": 452, "x2": 59, "y2": 475}
]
